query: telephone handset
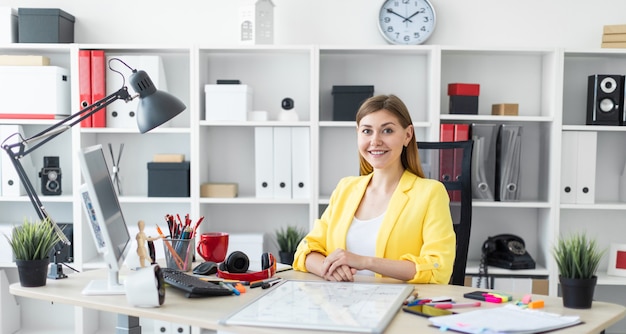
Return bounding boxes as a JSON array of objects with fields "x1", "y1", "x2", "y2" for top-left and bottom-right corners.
[{"x1": 482, "y1": 234, "x2": 536, "y2": 270}]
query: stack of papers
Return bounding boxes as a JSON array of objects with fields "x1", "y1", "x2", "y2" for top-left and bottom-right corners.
[{"x1": 428, "y1": 304, "x2": 581, "y2": 334}]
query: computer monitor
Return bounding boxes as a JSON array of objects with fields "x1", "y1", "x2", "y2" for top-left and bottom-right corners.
[{"x1": 78, "y1": 144, "x2": 132, "y2": 295}]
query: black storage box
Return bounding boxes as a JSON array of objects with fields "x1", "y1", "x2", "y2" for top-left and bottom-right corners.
[
  {"x1": 18, "y1": 8, "x2": 75, "y2": 43},
  {"x1": 449, "y1": 95, "x2": 479, "y2": 115},
  {"x1": 332, "y1": 85, "x2": 374, "y2": 121},
  {"x1": 147, "y1": 162, "x2": 190, "y2": 197}
]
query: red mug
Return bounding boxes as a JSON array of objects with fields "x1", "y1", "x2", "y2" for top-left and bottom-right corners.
[{"x1": 196, "y1": 232, "x2": 229, "y2": 263}]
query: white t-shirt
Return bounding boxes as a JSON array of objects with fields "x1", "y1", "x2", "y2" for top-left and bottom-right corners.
[{"x1": 346, "y1": 212, "x2": 385, "y2": 276}]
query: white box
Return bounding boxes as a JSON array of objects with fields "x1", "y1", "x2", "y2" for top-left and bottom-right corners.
[
  {"x1": 0, "y1": 66, "x2": 70, "y2": 119},
  {"x1": 204, "y1": 84, "x2": 253, "y2": 121},
  {"x1": 0, "y1": 7, "x2": 17, "y2": 43}
]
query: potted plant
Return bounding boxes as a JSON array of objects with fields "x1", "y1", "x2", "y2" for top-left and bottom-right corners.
[
  {"x1": 553, "y1": 231, "x2": 606, "y2": 309},
  {"x1": 274, "y1": 226, "x2": 306, "y2": 265},
  {"x1": 4, "y1": 218, "x2": 61, "y2": 287}
]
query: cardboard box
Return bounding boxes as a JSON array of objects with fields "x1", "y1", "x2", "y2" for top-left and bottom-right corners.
[
  {"x1": 200, "y1": 183, "x2": 238, "y2": 198},
  {"x1": 147, "y1": 162, "x2": 190, "y2": 197},
  {"x1": 492, "y1": 103, "x2": 519, "y2": 116},
  {"x1": 204, "y1": 84, "x2": 253, "y2": 121},
  {"x1": 332, "y1": 85, "x2": 374, "y2": 121},
  {"x1": 0, "y1": 7, "x2": 18, "y2": 43},
  {"x1": 18, "y1": 8, "x2": 75, "y2": 43},
  {"x1": 0, "y1": 66, "x2": 70, "y2": 119}
]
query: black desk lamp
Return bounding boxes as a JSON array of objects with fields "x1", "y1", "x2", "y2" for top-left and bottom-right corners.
[{"x1": 1, "y1": 57, "x2": 186, "y2": 278}]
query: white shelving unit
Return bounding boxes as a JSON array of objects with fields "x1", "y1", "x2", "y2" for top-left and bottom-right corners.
[{"x1": 0, "y1": 43, "x2": 625, "y2": 333}]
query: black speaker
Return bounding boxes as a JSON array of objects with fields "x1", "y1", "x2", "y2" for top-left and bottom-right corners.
[{"x1": 586, "y1": 74, "x2": 625, "y2": 125}]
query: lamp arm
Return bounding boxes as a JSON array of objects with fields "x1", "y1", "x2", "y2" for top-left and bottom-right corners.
[{"x1": 0, "y1": 86, "x2": 134, "y2": 245}]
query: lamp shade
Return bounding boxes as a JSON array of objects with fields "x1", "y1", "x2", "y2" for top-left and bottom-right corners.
[{"x1": 130, "y1": 70, "x2": 186, "y2": 133}]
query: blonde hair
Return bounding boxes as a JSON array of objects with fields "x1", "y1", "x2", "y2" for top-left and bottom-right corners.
[{"x1": 356, "y1": 94, "x2": 424, "y2": 177}]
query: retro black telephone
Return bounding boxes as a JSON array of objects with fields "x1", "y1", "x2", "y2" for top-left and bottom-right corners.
[
  {"x1": 482, "y1": 234, "x2": 536, "y2": 270},
  {"x1": 477, "y1": 234, "x2": 536, "y2": 288}
]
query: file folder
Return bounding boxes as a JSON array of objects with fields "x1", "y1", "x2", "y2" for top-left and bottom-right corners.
[
  {"x1": 470, "y1": 123, "x2": 497, "y2": 200},
  {"x1": 560, "y1": 131, "x2": 578, "y2": 204},
  {"x1": 106, "y1": 55, "x2": 169, "y2": 128},
  {"x1": 452, "y1": 123, "x2": 470, "y2": 202},
  {"x1": 439, "y1": 123, "x2": 455, "y2": 200},
  {"x1": 496, "y1": 124, "x2": 522, "y2": 201},
  {"x1": 78, "y1": 49, "x2": 92, "y2": 127},
  {"x1": 273, "y1": 127, "x2": 292, "y2": 199},
  {"x1": 254, "y1": 127, "x2": 274, "y2": 198},
  {"x1": 575, "y1": 131, "x2": 597, "y2": 204},
  {"x1": 291, "y1": 127, "x2": 310, "y2": 199},
  {"x1": 0, "y1": 125, "x2": 33, "y2": 196},
  {"x1": 90, "y1": 50, "x2": 106, "y2": 127}
]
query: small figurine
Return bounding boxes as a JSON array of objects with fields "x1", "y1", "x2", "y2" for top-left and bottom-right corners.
[{"x1": 136, "y1": 220, "x2": 162, "y2": 267}]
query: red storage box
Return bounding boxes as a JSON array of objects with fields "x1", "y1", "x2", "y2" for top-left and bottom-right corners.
[{"x1": 448, "y1": 83, "x2": 480, "y2": 96}]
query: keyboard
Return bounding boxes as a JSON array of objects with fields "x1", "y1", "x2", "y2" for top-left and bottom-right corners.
[{"x1": 160, "y1": 267, "x2": 234, "y2": 298}]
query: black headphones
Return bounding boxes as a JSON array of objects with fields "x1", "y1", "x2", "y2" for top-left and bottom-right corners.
[{"x1": 217, "y1": 251, "x2": 276, "y2": 282}]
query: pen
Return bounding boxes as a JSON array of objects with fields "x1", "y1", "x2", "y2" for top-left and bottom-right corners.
[
  {"x1": 427, "y1": 302, "x2": 481, "y2": 309},
  {"x1": 219, "y1": 282, "x2": 240, "y2": 296},
  {"x1": 156, "y1": 225, "x2": 184, "y2": 269},
  {"x1": 250, "y1": 277, "x2": 281, "y2": 288},
  {"x1": 404, "y1": 291, "x2": 419, "y2": 305},
  {"x1": 262, "y1": 278, "x2": 283, "y2": 289}
]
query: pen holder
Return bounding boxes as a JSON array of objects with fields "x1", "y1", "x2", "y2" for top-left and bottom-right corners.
[{"x1": 163, "y1": 238, "x2": 195, "y2": 272}]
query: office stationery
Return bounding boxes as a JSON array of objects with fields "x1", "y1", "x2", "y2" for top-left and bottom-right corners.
[
  {"x1": 291, "y1": 126, "x2": 310, "y2": 199},
  {"x1": 428, "y1": 304, "x2": 581, "y2": 334},
  {"x1": 560, "y1": 131, "x2": 597, "y2": 204},
  {"x1": 249, "y1": 276, "x2": 281, "y2": 288},
  {"x1": 403, "y1": 304, "x2": 455, "y2": 317},
  {"x1": 261, "y1": 278, "x2": 283, "y2": 289},
  {"x1": 452, "y1": 123, "x2": 469, "y2": 201},
  {"x1": 156, "y1": 225, "x2": 184, "y2": 270},
  {"x1": 470, "y1": 123, "x2": 497, "y2": 200},
  {"x1": 528, "y1": 300, "x2": 544, "y2": 309},
  {"x1": 90, "y1": 50, "x2": 106, "y2": 127},
  {"x1": 221, "y1": 280, "x2": 413, "y2": 333},
  {"x1": 495, "y1": 124, "x2": 522, "y2": 201},
  {"x1": 219, "y1": 282, "x2": 240, "y2": 296},
  {"x1": 254, "y1": 127, "x2": 274, "y2": 198},
  {"x1": 78, "y1": 50, "x2": 93, "y2": 127},
  {"x1": 273, "y1": 127, "x2": 292, "y2": 199},
  {"x1": 439, "y1": 123, "x2": 455, "y2": 198},
  {"x1": 429, "y1": 302, "x2": 481, "y2": 309}
]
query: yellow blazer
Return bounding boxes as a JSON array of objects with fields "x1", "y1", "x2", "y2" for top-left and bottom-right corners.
[{"x1": 293, "y1": 170, "x2": 456, "y2": 284}]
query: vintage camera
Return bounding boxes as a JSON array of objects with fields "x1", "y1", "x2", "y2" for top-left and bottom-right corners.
[{"x1": 39, "y1": 156, "x2": 62, "y2": 195}]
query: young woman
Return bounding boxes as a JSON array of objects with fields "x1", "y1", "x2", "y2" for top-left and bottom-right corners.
[{"x1": 293, "y1": 94, "x2": 456, "y2": 284}]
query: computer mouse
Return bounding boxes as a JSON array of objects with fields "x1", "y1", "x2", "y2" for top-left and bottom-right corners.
[{"x1": 193, "y1": 261, "x2": 218, "y2": 275}]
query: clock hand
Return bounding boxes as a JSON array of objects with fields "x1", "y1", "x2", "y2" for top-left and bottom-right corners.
[
  {"x1": 386, "y1": 8, "x2": 412, "y2": 23},
  {"x1": 403, "y1": 10, "x2": 422, "y2": 22}
]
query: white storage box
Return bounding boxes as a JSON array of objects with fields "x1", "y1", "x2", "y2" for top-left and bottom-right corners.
[
  {"x1": 0, "y1": 66, "x2": 70, "y2": 119},
  {"x1": 0, "y1": 7, "x2": 17, "y2": 43},
  {"x1": 204, "y1": 84, "x2": 253, "y2": 121}
]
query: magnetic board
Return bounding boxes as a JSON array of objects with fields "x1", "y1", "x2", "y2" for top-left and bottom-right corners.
[{"x1": 221, "y1": 280, "x2": 413, "y2": 333}]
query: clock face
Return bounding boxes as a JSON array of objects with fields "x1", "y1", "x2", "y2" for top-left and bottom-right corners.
[{"x1": 378, "y1": 0, "x2": 436, "y2": 45}]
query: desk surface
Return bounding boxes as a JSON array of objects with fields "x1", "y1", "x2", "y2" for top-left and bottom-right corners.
[{"x1": 10, "y1": 268, "x2": 626, "y2": 334}]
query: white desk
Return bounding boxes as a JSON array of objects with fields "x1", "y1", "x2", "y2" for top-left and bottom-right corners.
[{"x1": 10, "y1": 268, "x2": 626, "y2": 334}]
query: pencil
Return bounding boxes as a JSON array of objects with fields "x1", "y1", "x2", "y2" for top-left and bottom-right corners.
[{"x1": 156, "y1": 225, "x2": 185, "y2": 270}]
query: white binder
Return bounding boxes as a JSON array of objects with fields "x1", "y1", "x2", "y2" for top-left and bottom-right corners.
[
  {"x1": 0, "y1": 125, "x2": 33, "y2": 196},
  {"x1": 575, "y1": 131, "x2": 597, "y2": 204},
  {"x1": 254, "y1": 127, "x2": 274, "y2": 198},
  {"x1": 560, "y1": 131, "x2": 578, "y2": 204},
  {"x1": 106, "y1": 55, "x2": 169, "y2": 128},
  {"x1": 291, "y1": 127, "x2": 310, "y2": 199},
  {"x1": 273, "y1": 127, "x2": 292, "y2": 199}
]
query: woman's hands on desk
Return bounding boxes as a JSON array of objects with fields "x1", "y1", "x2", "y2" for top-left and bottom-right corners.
[
  {"x1": 306, "y1": 250, "x2": 357, "y2": 281},
  {"x1": 322, "y1": 249, "x2": 360, "y2": 281}
]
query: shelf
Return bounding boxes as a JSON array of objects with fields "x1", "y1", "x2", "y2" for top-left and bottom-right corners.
[{"x1": 465, "y1": 261, "x2": 549, "y2": 277}]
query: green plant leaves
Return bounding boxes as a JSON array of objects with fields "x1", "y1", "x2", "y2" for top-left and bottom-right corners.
[
  {"x1": 275, "y1": 226, "x2": 306, "y2": 253},
  {"x1": 3, "y1": 218, "x2": 62, "y2": 260},
  {"x1": 553, "y1": 232, "x2": 606, "y2": 279}
]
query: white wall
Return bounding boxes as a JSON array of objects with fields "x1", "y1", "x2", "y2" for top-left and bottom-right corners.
[{"x1": 3, "y1": 0, "x2": 626, "y2": 48}]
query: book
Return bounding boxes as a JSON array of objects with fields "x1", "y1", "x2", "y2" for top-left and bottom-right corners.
[
  {"x1": 153, "y1": 154, "x2": 185, "y2": 163},
  {"x1": 603, "y1": 24, "x2": 626, "y2": 35},
  {"x1": 602, "y1": 33, "x2": 626, "y2": 42},
  {"x1": 428, "y1": 304, "x2": 581, "y2": 334},
  {"x1": 0, "y1": 55, "x2": 49, "y2": 66},
  {"x1": 601, "y1": 42, "x2": 626, "y2": 48}
]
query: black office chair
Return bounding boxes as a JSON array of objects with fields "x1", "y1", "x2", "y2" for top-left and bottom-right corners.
[{"x1": 417, "y1": 140, "x2": 473, "y2": 286}]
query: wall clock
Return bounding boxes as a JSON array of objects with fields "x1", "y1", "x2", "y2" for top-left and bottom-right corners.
[{"x1": 378, "y1": 0, "x2": 436, "y2": 45}]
